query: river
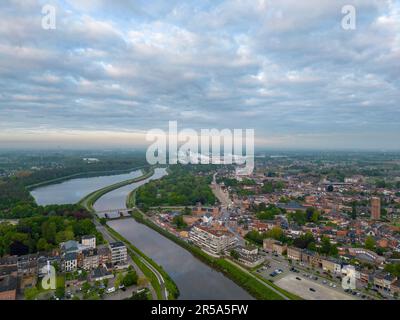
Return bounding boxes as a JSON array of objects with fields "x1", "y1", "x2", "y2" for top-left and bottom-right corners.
[
  {"x1": 31, "y1": 170, "x2": 142, "y2": 205},
  {"x1": 98, "y1": 168, "x2": 253, "y2": 300}
]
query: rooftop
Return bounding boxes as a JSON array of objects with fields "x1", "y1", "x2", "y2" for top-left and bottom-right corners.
[
  {"x1": 0, "y1": 275, "x2": 17, "y2": 293},
  {"x1": 109, "y1": 241, "x2": 125, "y2": 249}
]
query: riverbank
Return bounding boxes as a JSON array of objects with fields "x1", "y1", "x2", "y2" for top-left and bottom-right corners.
[
  {"x1": 130, "y1": 209, "x2": 297, "y2": 300},
  {"x1": 79, "y1": 168, "x2": 155, "y2": 212}
]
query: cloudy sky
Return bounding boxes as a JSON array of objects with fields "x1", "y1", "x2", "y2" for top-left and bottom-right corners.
[{"x1": 0, "y1": 0, "x2": 399, "y2": 150}]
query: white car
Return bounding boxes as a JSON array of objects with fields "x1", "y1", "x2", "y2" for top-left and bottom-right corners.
[{"x1": 106, "y1": 287, "x2": 116, "y2": 294}]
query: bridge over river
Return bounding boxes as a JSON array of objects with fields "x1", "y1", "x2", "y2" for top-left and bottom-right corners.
[{"x1": 95, "y1": 208, "x2": 134, "y2": 219}]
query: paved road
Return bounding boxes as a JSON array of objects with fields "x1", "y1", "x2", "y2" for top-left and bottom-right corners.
[{"x1": 211, "y1": 173, "x2": 244, "y2": 246}]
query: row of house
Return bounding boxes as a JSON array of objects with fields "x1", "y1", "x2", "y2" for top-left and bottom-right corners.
[
  {"x1": 61, "y1": 237, "x2": 128, "y2": 272},
  {"x1": 0, "y1": 236, "x2": 128, "y2": 300}
]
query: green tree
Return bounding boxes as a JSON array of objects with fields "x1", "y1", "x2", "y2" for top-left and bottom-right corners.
[
  {"x1": 230, "y1": 250, "x2": 240, "y2": 260},
  {"x1": 42, "y1": 221, "x2": 57, "y2": 243},
  {"x1": 123, "y1": 271, "x2": 138, "y2": 287},
  {"x1": 365, "y1": 236, "x2": 376, "y2": 251},
  {"x1": 24, "y1": 287, "x2": 39, "y2": 300},
  {"x1": 36, "y1": 238, "x2": 49, "y2": 251}
]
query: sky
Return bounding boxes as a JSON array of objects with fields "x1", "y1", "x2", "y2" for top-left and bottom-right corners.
[{"x1": 0, "y1": 0, "x2": 399, "y2": 150}]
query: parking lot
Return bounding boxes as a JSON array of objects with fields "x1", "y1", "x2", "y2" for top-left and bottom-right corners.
[
  {"x1": 275, "y1": 273, "x2": 356, "y2": 300},
  {"x1": 255, "y1": 251, "x2": 374, "y2": 300}
]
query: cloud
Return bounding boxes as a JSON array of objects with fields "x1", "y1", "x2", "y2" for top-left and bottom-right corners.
[{"x1": 0, "y1": 0, "x2": 399, "y2": 149}]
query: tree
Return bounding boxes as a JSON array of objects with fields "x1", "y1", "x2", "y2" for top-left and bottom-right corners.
[
  {"x1": 172, "y1": 215, "x2": 187, "y2": 230},
  {"x1": 123, "y1": 271, "x2": 138, "y2": 287},
  {"x1": 294, "y1": 232, "x2": 315, "y2": 249},
  {"x1": 36, "y1": 238, "x2": 49, "y2": 251},
  {"x1": 55, "y1": 286, "x2": 65, "y2": 299},
  {"x1": 230, "y1": 250, "x2": 240, "y2": 260},
  {"x1": 365, "y1": 236, "x2": 376, "y2": 251},
  {"x1": 266, "y1": 227, "x2": 284, "y2": 242},
  {"x1": 42, "y1": 221, "x2": 56, "y2": 243},
  {"x1": 24, "y1": 287, "x2": 39, "y2": 300},
  {"x1": 320, "y1": 236, "x2": 332, "y2": 255}
]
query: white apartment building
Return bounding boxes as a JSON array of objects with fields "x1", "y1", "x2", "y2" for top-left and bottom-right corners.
[
  {"x1": 189, "y1": 225, "x2": 237, "y2": 256},
  {"x1": 109, "y1": 242, "x2": 128, "y2": 265},
  {"x1": 81, "y1": 235, "x2": 96, "y2": 249}
]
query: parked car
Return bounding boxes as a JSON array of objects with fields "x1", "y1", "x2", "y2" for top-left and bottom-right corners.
[
  {"x1": 296, "y1": 277, "x2": 302, "y2": 281},
  {"x1": 106, "y1": 287, "x2": 116, "y2": 294},
  {"x1": 309, "y1": 288, "x2": 316, "y2": 292}
]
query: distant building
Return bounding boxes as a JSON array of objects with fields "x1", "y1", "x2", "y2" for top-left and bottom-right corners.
[
  {"x1": 373, "y1": 272, "x2": 397, "y2": 293},
  {"x1": 287, "y1": 246, "x2": 303, "y2": 261},
  {"x1": 263, "y1": 239, "x2": 287, "y2": 255},
  {"x1": 347, "y1": 247, "x2": 385, "y2": 265},
  {"x1": 371, "y1": 197, "x2": 381, "y2": 220},
  {"x1": 321, "y1": 257, "x2": 342, "y2": 274}
]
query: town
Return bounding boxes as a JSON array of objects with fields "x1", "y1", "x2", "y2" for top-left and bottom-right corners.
[{"x1": 135, "y1": 153, "x2": 400, "y2": 300}]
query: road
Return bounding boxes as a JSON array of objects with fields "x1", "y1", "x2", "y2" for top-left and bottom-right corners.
[{"x1": 211, "y1": 173, "x2": 244, "y2": 246}]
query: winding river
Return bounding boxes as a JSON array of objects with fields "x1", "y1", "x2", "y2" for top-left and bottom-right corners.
[{"x1": 31, "y1": 167, "x2": 253, "y2": 300}]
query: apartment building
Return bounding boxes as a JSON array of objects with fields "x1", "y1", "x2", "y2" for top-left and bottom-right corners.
[
  {"x1": 81, "y1": 235, "x2": 96, "y2": 249},
  {"x1": 82, "y1": 248, "x2": 99, "y2": 271},
  {"x1": 374, "y1": 272, "x2": 398, "y2": 293},
  {"x1": 287, "y1": 246, "x2": 303, "y2": 261},
  {"x1": 63, "y1": 252, "x2": 78, "y2": 272},
  {"x1": 189, "y1": 225, "x2": 237, "y2": 256},
  {"x1": 109, "y1": 242, "x2": 128, "y2": 266},
  {"x1": 263, "y1": 239, "x2": 287, "y2": 255}
]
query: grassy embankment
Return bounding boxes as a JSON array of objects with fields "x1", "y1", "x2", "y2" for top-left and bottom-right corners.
[{"x1": 78, "y1": 167, "x2": 154, "y2": 212}]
